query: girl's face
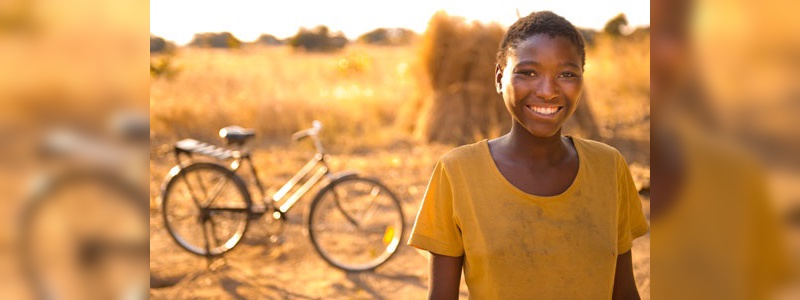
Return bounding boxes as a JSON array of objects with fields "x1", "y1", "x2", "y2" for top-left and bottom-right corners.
[{"x1": 496, "y1": 35, "x2": 584, "y2": 138}]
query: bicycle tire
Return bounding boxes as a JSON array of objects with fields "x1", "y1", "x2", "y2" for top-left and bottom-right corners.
[
  {"x1": 161, "y1": 162, "x2": 252, "y2": 256},
  {"x1": 19, "y1": 172, "x2": 149, "y2": 300},
  {"x1": 307, "y1": 176, "x2": 404, "y2": 272}
]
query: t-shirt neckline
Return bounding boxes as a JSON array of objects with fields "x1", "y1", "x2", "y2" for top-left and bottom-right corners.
[{"x1": 480, "y1": 136, "x2": 584, "y2": 200}]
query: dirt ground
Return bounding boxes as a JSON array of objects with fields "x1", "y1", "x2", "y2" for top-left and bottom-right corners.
[{"x1": 149, "y1": 137, "x2": 651, "y2": 299}]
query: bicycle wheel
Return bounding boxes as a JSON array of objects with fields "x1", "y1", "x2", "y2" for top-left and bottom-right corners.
[
  {"x1": 161, "y1": 162, "x2": 252, "y2": 256},
  {"x1": 308, "y1": 176, "x2": 404, "y2": 271},
  {"x1": 20, "y1": 172, "x2": 149, "y2": 300}
]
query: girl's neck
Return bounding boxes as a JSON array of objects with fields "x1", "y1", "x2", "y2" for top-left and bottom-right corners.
[{"x1": 498, "y1": 121, "x2": 571, "y2": 165}]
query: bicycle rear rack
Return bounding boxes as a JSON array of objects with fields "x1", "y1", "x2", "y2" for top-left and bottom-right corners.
[{"x1": 173, "y1": 139, "x2": 242, "y2": 162}]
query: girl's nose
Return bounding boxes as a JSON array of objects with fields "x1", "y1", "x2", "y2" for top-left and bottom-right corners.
[{"x1": 534, "y1": 78, "x2": 559, "y2": 101}]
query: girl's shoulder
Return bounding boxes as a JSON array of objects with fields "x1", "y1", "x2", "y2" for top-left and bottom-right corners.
[
  {"x1": 438, "y1": 139, "x2": 489, "y2": 167},
  {"x1": 571, "y1": 136, "x2": 624, "y2": 161}
]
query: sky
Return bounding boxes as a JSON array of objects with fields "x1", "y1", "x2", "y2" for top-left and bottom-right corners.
[{"x1": 151, "y1": 0, "x2": 650, "y2": 45}]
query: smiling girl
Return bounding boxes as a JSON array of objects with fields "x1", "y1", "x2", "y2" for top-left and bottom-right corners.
[{"x1": 408, "y1": 11, "x2": 648, "y2": 299}]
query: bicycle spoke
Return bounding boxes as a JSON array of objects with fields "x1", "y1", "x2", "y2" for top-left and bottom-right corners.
[
  {"x1": 201, "y1": 220, "x2": 211, "y2": 255},
  {"x1": 358, "y1": 186, "x2": 382, "y2": 224},
  {"x1": 206, "y1": 217, "x2": 223, "y2": 252},
  {"x1": 200, "y1": 176, "x2": 229, "y2": 208},
  {"x1": 191, "y1": 171, "x2": 210, "y2": 200},
  {"x1": 179, "y1": 173, "x2": 204, "y2": 208},
  {"x1": 207, "y1": 207, "x2": 249, "y2": 213},
  {"x1": 168, "y1": 213, "x2": 193, "y2": 223}
]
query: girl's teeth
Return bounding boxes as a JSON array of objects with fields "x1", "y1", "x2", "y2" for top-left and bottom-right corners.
[{"x1": 530, "y1": 106, "x2": 558, "y2": 115}]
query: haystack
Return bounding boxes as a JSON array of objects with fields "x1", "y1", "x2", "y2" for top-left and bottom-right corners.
[{"x1": 400, "y1": 12, "x2": 508, "y2": 145}]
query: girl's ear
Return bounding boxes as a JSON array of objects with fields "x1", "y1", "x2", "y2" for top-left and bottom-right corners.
[{"x1": 495, "y1": 64, "x2": 503, "y2": 94}]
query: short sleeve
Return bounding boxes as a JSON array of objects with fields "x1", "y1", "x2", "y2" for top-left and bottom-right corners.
[
  {"x1": 615, "y1": 152, "x2": 649, "y2": 253},
  {"x1": 407, "y1": 160, "x2": 464, "y2": 257},
  {"x1": 746, "y1": 162, "x2": 794, "y2": 287}
]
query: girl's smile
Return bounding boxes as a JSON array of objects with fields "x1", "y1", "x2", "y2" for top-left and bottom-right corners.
[{"x1": 525, "y1": 104, "x2": 564, "y2": 119}]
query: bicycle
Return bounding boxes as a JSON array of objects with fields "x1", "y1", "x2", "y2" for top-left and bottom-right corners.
[
  {"x1": 19, "y1": 113, "x2": 150, "y2": 300},
  {"x1": 160, "y1": 121, "x2": 404, "y2": 272}
]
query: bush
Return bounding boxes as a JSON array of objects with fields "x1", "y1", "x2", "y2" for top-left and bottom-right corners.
[
  {"x1": 603, "y1": 13, "x2": 628, "y2": 37},
  {"x1": 150, "y1": 55, "x2": 180, "y2": 80},
  {"x1": 288, "y1": 26, "x2": 347, "y2": 52},
  {"x1": 254, "y1": 34, "x2": 284, "y2": 46},
  {"x1": 188, "y1": 32, "x2": 242, "y2": 49},
  {"x1": 357, "y1": 28, "x2": 417, "y2": 46},
  {"x1": 150, "y1": 35, "x2": 176, "y2": 53}
]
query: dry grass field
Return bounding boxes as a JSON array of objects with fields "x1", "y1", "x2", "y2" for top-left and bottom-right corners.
[
  {"x1": 149, "y1": 33, "x2": 651, "y2": 299},
  {"x1": 150, "y1": 45, "x2": 417, "y2": 150}
]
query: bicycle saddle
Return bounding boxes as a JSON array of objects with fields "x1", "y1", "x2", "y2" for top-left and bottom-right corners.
[{"x1": 219, "y1": 126, "x2": 255, "y2": 145}]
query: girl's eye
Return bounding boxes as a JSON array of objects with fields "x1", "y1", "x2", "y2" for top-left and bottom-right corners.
[
  {"x1": 559, "y1": 72, "x2": 579, "y2": 78},
  {"x1": 516, "y1": 70, "x2": 537, "y2": 77}
]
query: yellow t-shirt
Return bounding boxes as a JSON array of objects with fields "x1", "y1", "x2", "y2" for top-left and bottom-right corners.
[
  {"x1": 408, "y1": 137, "x2": 649, "y2": 299},
  {"x1": 653, "y1": 124, "x2": 791, "y2": 300}
]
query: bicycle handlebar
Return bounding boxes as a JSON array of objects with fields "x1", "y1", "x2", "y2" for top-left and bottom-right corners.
[{"x1": 292, "y1": 120, "x2": 325, "y2": 154}]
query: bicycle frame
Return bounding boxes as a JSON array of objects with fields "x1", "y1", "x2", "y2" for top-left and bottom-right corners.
[{"x1": 229, "y1": 151, "x2": 330, "y2": 215}]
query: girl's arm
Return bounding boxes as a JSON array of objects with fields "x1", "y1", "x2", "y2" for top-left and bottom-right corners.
[
  {"x1": 428, "y1": 252, "x2": 463, "y2": 300},
  {"x1": 612, "y1": 250, "x2": 641, "y2": 300}
]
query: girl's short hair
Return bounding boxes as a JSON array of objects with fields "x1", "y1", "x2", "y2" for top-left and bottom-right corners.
[{"x1": 496, "y1": 11, "x2": 586, "y2": 69}]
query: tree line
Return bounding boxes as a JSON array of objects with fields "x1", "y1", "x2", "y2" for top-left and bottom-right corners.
[{"x1": 151, "y1": 14, "x2": 646, "y2": 54}]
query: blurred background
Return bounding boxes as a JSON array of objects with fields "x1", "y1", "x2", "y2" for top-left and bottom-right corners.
[
  {"x1": 651, "y1": 0, "x2": 800, "y2": 299},
  {"x1": 0, "y1": 0, "x2": 149, "y2": 299},
  {"x1": 148, "y1": 1, "x2": 651, "y2": 299}
]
